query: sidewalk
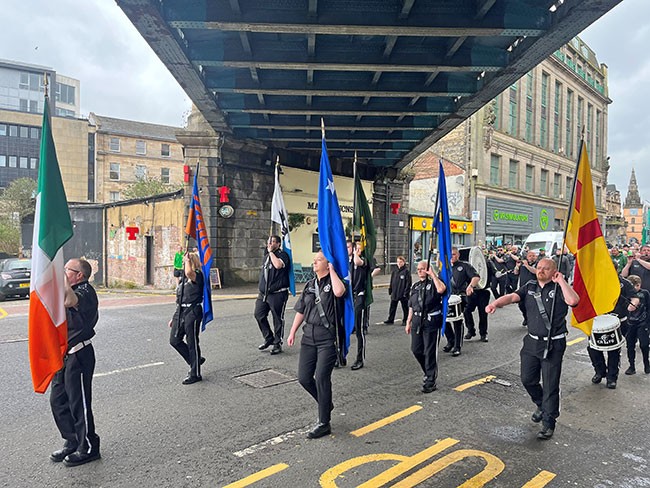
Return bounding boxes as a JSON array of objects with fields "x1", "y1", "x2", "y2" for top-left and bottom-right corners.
[{"x1": 97, "y1": 273, "x2": 393, "y2": 300}]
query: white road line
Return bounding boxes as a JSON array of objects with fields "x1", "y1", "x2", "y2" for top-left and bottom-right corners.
[
  {"x1": 95, "y1": 361, "x2": 165, "y2": 378},
  {"x1": 0, "y1": 338, "x2": 28, "y2": 344},
  {"x1": 233, "y1": 426, "x2": 312, "y2": 458}
]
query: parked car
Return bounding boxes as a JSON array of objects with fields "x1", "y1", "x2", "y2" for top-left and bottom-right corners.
[{"x1": 0, "y1": 258, "x2": 31, "y2": 300}]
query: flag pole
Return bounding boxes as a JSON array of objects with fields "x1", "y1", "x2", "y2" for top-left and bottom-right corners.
[
  {"x1": 353, "y1": 151, "x2": 358, "y2": 241},
  {"x1": 271, "y1": 156, "x2": 280, "y2": 236}
]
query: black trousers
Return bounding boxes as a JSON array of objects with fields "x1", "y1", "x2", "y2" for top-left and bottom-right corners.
[
  {"x1": 298, "y1": 324, "x2": 337, "y2": 425},
  {"x1": 352, "y1": 294, "x2": 366, "y2": 362},
  {"x1": 490, "y1": 276, "x2": 508, "y2": 298},
  {"x1": 170, "y1": 305, "x2": 202, "y2": 378},
  {"x1": 411, "y1": 316, "x2": 442, "y2": 386},
  {"x1": 254, "y1": 291, "x2": 289, "y2": 346},
  {"x1": 520, "y1": 335, "x2": 565, "y2": 429},
  {"x1": 464, "y1": 289, "x2": 490, "y2": 337},
  {"x1": 387, "y1": 297, "x2": 409, "y2": 323},
  {"x1": 626, "y1": 322, "x2": 650, "y2": 369},
  {"x1": 587, "y1": 346, "x2": 621, "y2": 381},
  {"x1": 50, "y1": 345, "x2": 100, "y2": 454}
]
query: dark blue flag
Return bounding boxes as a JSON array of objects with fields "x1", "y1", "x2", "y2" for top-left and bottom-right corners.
[
  {"x1": 318, "y1": 136, "x2": 354, "y2": 355},
  {"x1": 185, "y1": 169, "x2": 214, "y2": 330},
  {"x1": 433, "y1": 160, "x2": 452, "y2": 334}
]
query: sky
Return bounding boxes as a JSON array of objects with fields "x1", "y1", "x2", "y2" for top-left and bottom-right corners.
[{"x1": 0, "y1": 0, "x2": 646, "y2": 201}]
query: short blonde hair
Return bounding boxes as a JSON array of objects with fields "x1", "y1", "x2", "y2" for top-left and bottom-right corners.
[
  {"x1": 629, "y1": 275, "x2": 642, "y2": 287},
  {"x1": 187, "y1": 252, "x2": 201, "y2": 269}
]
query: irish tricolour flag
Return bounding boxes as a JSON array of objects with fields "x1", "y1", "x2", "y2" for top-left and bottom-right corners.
[{"x1": 28, "y1": 97, "x2": 73, "y2": 394}]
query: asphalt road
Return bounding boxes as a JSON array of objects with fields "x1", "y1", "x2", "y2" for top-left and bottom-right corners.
[{"x1": 1, "y1": 290, "x2": 650, "y2": 488}]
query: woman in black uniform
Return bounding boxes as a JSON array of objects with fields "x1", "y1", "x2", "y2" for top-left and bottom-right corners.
[{"x1": 288, "y1": 251, "x2": 347, "y2": 439}]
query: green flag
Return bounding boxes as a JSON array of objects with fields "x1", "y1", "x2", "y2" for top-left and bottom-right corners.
[{"x1": 353, "y1": 172, "x2": 377, "y2": 305}]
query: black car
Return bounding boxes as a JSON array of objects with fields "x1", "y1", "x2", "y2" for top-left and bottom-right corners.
[{"x1": 0, "y1": 258, "x2": 31, "y2": 300}]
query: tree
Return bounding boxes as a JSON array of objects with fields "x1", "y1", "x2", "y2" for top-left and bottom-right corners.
[
  {"x1": 123, "y1": 177, "x2": 181, "y2": 200},
  {"x1": 0, "y1": 177, "x2": 37, "y2": 222}
]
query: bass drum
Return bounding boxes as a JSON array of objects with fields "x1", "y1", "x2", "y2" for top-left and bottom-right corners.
[{"x1": 458, "y1": 246, "x2": 489, "y2": 290}]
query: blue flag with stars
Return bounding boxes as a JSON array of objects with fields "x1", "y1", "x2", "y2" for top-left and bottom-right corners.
[
  {"x1": 318, "y1": 136, "x2": 354, "y2": 355},
  {"x1": 434, "y1": 160, "x2": 452, "y2": 334}
]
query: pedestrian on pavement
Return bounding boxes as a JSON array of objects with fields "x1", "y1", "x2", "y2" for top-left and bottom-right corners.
[
  {"x1": 49, "y1": 258, "x2": 101, "y2": 467},
  {"x1": 169, "y1": 252, "x2": 205, "y2": 385},
  {"x1": 287, "y1": 251, "x2": 346, "y2": 439},
  {"x1": 588, "y1": 275, "x2": 635, "y2": 389},
  {"x1": 624, "y1": 274, "x2": 650, "y2": 375},
  {"x1": 486, "y1": 258, "x2": 579, "y2": 440},
  {"x1": 254, "y1": 235, "x2": 290, "y2": 355},
  {"x1": 347, "y1": 240, "x2": 368, "y2": 370},
  {"x1": 385, "y1": 255, "x2": 411, "y2": 325},
  {"x1": 405, "y1": 260, "x2": 447, "y2": 393},
  {"x1": 173, "y1": 245, "x2": 184, "y2": 281}
]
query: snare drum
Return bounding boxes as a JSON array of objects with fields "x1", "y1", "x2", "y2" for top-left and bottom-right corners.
[
  {"x1": 589, "y1": 314, "x2": 625, "y2": 351},
  {"x1": 446, "y1": 294, "x2": 463, "y2": 322}
]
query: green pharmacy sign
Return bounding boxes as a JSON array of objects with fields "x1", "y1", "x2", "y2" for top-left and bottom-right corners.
[{"x1": 492, "y1": 210, "x2": 529, "y2": 222}]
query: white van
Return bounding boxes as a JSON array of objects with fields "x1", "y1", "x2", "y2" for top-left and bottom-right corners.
[{"x1": 523, "y1": 232, "x2": 564, "y2": 256}]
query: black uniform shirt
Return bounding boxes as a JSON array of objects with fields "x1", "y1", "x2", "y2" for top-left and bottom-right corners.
[
  {"x1": 516, "y1": 280, "x2": 569, "y2": 337},
  {"x1": 258, "y1": 249, "x2": 290, "y2": 295},
  {"x1": 295, "y1": 274, "x2": 339, "y2": 327},
  {"x1": 408, "y1": 279, "x2": 443, "y2": 326},
  {"x1": 612, "y1": 276, "x2": 635, "y2": 319},
  {"x1": 518, "y1": 260, "x2": 537, "y2": 287},
  {"x1": 176, "y1": 270, "x2": 204, "y2": 305},
  {"x1": 628, "y1": 289, "x2": 650, "y2": 326},
  {"x1": 451, "y1": 260, "x2": 479, "y2": 295},
  {"x1": 349, "y1": 255, "x2": 368, "y2": 294},
  {"x1": 628, "y1": 260, "x2": 650, "y2": 292},
  {"x1": 504, "y1": 254, "x2": 518, "y2": 272},
  {"x1": 67, "y1": 281, "x2": 99, "y2": 349},
  {"x1": 390, "y1": 266, "x2": 411, "y2": 300}
]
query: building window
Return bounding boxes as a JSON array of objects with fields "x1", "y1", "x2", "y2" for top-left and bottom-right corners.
[
  {"x1": 30, "y1": 157, "x2": 38, "y2": 169},
  {"x1": 30, "y1": 127, "x2": 39, "y2": 139},
  {"x1": 596, "y1": 110, "x2": 602, "y2": 168},
  {"x1": 135, "y1": 164, "x2": 147, "y2": 180},
  {"x1": 0, "y1": 124, "x2": 5, "y2": 136},
  {"x1": 29, "y1": 100, "x2": 38, "y2": 113},
  {"x1": 566, "y1": 176, "x2": 573, "y2": 201},
  {"x1": 525, "y1": 72, "x2": 533, "y2": 143},
  {"x1": 9, "y1": 156, "x2": 17, "y2": 168},
  {"x1": 19, "y1": 157, "x2": 28, "y2": 168},
  {"x1": 161, "y1": 167, "x2": 170, "y2": 184},
  {"x1": 565, "y1": 89, "x2": 573, "y2": 158},
  {"x1": 554, "y1": 173, "x2": 561, "y2": 198},
  {"x1": 109, "y1": 191, "x2": 120, "y2": 202},
  {"x1": 19, "y1": 126, "x2": 28, "y2": 138},
  {"x1": 587, "y1": 103, "x2": 593, "y2": 165},
  {"x1": 109, "y1": 137, "x2": 120, "y2": 152},
  {"x1": 161, "y1": 143, "x2": 170, "y2": 157},
  {"x1": 20, "y1": 99, "x2": 28, "y2": 112},
  {"x1": 632, "y1": 218, "x2": 636, "y2": 225},
  {"x1": 553, "y1": 81, "x2": 562, "y2": 154},
  {"x1": 136, "y1": 140, "x2": 146, "y2": 155},
  {"x1": 0, "y1": 156, "x2": 5, "y2": 167},
  {"x1": 525, "y1": 164, "x2": 534, "y2": 193},
  {"x1": 109, "y1": 162, "x2": 120, "y2": 180},
  {"x1": 508, "y1": 159, "x2": 519, "y2": 189},
  {"x1": 540, "y1": 169, "x2": 548, "y2": 196},
  {"x1": 596, "y1": 186, "x2": 602, "y2": 208},
  {"x1": 55, "y1": 83, "x2": 76, "y2": 105},
  {"x1": 490, "y1": 154, "x2": 501, "y2": 185},
  {"x1": 9, "y1": 126, "x2": 17, "y2": 137},
  {"x1": 632, "y1": 226, "x2": 636, "y2": 233},
  {"x1": 508, "y1": 83, "x2": 518, "y2": 136},
  {"x1": 19, "y1": 73, "x2": 29, "y2": 89},
  {"x1": 577, "y1": 97, "x2": 584, "y2": 145}
]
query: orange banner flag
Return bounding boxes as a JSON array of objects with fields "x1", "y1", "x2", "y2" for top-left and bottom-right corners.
[{"x1": 565, "y1": 142, "x2": 620, "y2": 335}]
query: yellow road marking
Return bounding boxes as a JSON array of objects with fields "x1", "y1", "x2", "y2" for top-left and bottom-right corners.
[
  {"x1": 567, "y1": 336, "x2": 586, "y2": 346},
  {"x1": 222, "y1": 463, "x2": 289, "y2": 488},
  {"x1": 350, "y1": 405, "x2": 422, "y2": 437},
  {"x1": 454, "y1": 375, "x2": 497, "y2": 392},
  {"x1": 0, "y1": 307, "x2": 7, "y2": 319},
  {"x1": 521, "y1": 470, "x2": 557, "y2": 487}
]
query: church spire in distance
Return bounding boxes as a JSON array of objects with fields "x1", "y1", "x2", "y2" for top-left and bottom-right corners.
[{"x1": 624, "y1": 168, "x2": 642, "y2": 208}]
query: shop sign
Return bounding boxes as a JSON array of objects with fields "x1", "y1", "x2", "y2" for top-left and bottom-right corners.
[{"x1": 410, "y1": 216, "x2": 472, "y2": 234}]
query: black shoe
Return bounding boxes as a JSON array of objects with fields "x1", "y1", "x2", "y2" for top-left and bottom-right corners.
[
  {"x1": 200, "y1": 357, "x2": 206, "y2": 365},
  {"x1": 351, "y1": 360, "x2": 364, "y2": 370},
  {"x1": 182, "y1": 375, "x2": 202, "y2": 385},
  {"x1": 258, "y1": 340, "x2": 273, "y2": 351},
  {"x1": 50, "y1": 446, "x2": 77, "y2": 463},
  {"x1": 307, "y1": 423, "x2": 331, "y2": 439},
  {"x1": 442, "y1": 344, "x2": 453, "y2": 353},
  {"x1": 591, "y1": 373, "x2": 603, "y2": 384},
  {"x1": 383, "y1": 320, "x2": 394, "y2": 324},
  {"x1": 606, "y1": 380, "x2": 617, "y2": 389},
  {"x1": 451, "y1": 348, "x2": 461, "y2": 357},
  {"x1": 340, "y1": 357, "x2": 347, "y2": 367},
  {"x1": 421, "y1": 383, "x2": 437, "y2": 394},
  {"x1": 537, "y1": 425, "x2": 554, "y2": 440},
  {"x1": 464, "y1": 332, "x2": 476, "y2": 340},
  {"x1": 63, "y1": 451, "x2": 101, "y2": 467},
  {"x1": 480, "y1": 335, "x2": 488, "y2": 343},
  {"x1": 334, "y1": 358, "x2": 340, "y2": 368},
  {"x1": 645, "y1": 365, "x2": 650, "y2": 374},
  {"x1": 522, "y1": 319, "x2": 527, "y2": 327},
  {"x1": 531, "y1": 408, "x2": 543, "y2": 423},
  {"x1": 270, "y1": 345, "x2": 282, "y2": 355},
  {"x1": 625, "y1": 367, "x2": 636, "y2": 375}
]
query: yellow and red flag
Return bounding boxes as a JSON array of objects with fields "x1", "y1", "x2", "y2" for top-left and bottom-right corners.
[{"x1": 565, "y1": 141, "x2": 620, "y2": 335}]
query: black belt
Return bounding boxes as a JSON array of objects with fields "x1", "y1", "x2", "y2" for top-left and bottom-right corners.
[{"x1": 529, "y1": 332, "x2": 567, "y2": 341}]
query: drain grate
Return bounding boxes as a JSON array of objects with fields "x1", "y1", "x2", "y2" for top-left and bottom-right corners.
[{"x1": 234, "y1": 368, "x2": 297, "y2": 388}]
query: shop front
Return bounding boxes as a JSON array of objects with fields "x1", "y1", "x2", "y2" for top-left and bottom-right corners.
[
  {"x1": 409, "y1": 216, "x2": 473, "y2": 271},
  {"x1": 484, "y1": 198, "x2": 556, "y2": 247}
]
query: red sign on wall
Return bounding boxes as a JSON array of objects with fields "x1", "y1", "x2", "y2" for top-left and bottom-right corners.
[{"x1": 125, "y1": 226, "x2": 139, "y2": 240}]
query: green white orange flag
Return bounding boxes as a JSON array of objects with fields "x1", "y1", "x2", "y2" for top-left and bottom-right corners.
[
  {"x1": 565, "y1": 141, "x2": 619, "y2": 336},
  {"x1": 28, "y1": 97, "x2": 73, "y2": 393}
]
